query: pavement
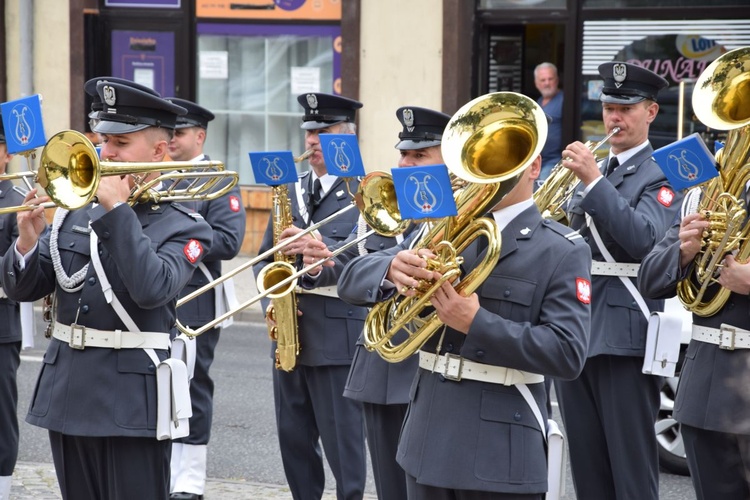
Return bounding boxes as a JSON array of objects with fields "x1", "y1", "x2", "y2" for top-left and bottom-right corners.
[{"x1": 10, "y1": 255, "x2": 378, "y2": 500}]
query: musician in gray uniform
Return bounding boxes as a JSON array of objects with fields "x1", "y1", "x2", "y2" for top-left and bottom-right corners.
[
  {"x1": 299, "y1": 106, "x2": 450, "y2": 500},
  {"x1": 638, "y1": 196, "x2": 750, "y2": 496},
  {"x1": 0, "y1": 123, "x2": 27, "y2": 500},
  {"x1": 2, "y1": 80, "x2": 213, "y2": 500},
  {"x1": 252, "y1": 93, "x2": 367, "y2": 500},
  {"x1": 164, "y1": 98, "x2": 246, "y2": 500},
  {"x1": 553, "y1": 62, "x2": 682, "y2": 500},
  {"x1": 337, "y1": 152, "x2": 592, "y2": 499}
]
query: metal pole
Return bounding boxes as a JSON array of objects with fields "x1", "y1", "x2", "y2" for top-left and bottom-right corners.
[{"x1": 19, "y1": 0, "x2": 33, "y2": 96}]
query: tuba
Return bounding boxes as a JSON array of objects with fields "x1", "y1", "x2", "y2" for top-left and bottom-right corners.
[
  {"x1": 534, "y1": 127, "x2": 620, "y2": 224},
  {"x1": 363, "y1": 92, "x2": 547, "y2": 362},
  {"x1": 676, "y1": 46, "x2": 750, "y2": 317}
]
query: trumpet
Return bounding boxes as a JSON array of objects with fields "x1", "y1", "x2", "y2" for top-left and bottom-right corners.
[
  {"x1": 176, "y1": 170, "x2": 408, "y2": 337},
  {"x1": 534, "y1": 126, "x2": 620, "y2": 224},
  {"x1": 0, "y1": 130, "x2": 238, "y2": 214}
]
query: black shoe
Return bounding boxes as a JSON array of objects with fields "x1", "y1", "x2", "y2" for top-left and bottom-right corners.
[{"x1": 170, "y1": 493, "x2": 203, "y2": 500}]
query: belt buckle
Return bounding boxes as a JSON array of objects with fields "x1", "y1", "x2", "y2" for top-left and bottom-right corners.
[
  {"x1": 719, "y1": 326, "x2": 736, "y2": 350},
  {"x1": 69, "y1": 324, "x2": 86, "y2": 350},
  {"x1": 442, "y1": 353, "x2": 463, "y2": 381}
]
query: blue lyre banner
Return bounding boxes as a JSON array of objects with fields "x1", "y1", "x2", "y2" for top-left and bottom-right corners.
[
  {"x1": 249, "y1": 151, "x2": 298, "y2": 186},
  {"x1": 392, "y1": 164, "x2": 457, "y2": 220},
  {"x1": 0, "y1": 95, "x2": 47, "y2": 154},
  {"x1": 318, "y1": 133, "x2": 365, "y2": 177},
  {"x1": 652, "y1": 133, "x2": 719, "y2": 191}
]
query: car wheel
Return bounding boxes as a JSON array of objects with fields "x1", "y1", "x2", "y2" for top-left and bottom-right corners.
[{"x1": 655, "y1": 376, "x2": 690, "y2": 476}]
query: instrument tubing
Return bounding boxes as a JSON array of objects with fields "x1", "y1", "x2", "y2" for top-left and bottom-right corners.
[{"x1": 418, "y1": 351, "x2": 544, "y2": 385}]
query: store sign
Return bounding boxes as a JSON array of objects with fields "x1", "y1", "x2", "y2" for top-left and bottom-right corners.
[
  {"x1": 613, "y1": 34, "x2": 727, "y2": 85},
  {"x1": 105, "y1": 0, "x2": 180, "y2": 7},
  {"x1": 197, "y1": 0, "x2": 341, "y2": 20}
]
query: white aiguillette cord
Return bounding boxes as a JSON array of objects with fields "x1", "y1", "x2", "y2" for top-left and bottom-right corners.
[{"x1": 586, "y1": 214, "x2": 649, "y2": 319}]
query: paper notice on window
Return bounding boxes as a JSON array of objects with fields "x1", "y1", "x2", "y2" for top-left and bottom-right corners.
[
  {"x1": 200, "y1": 51, "x2": 229, "y2": 80},
  {"x1": 133, "y1": 68, "x2": 155, "y2": 90},
  {"x1": 291, "y1": 67, "x2": 321, "y2": 94}
]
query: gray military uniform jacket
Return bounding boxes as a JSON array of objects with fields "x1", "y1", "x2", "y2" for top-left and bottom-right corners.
[
  {"x1": 301, "y1": 221, "x2": 418, "y2": 404},
  {"x1": 1, "y1": 202, "x2": 213, "y2": 437},
  {"x1": 567, "y1": 145, "x2": 682, "y2": 357},
  {"x1": 253, "y1": 172, "x2": 364, "y2": 366},
  {"x1": 177, "y1": 155, "x2": 246, "y2": 327},
  {"x1": 0, "y1": 181, "x2": 24, "y2": 344},
  {"x1": 337, "y1": 206, "x2": 592, "y2": 493},
  {"x1": 638, "y1": 222, "x2": 750, "y2": 435}
]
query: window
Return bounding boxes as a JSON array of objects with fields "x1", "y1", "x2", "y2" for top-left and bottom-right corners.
[{"x1": 197, "y1": 24, "x2": 340, "y2": 184}]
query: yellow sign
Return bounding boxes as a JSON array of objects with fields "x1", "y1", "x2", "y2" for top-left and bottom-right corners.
[{"x1": 197, "y1": 0, "x2": 341, "y2": 21}]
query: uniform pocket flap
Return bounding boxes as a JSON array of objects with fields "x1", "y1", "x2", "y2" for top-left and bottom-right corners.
[
  {"x1": 480, "y1": 276, "x2": 536, "y2": 306},
  {"x1": 480, "y1": 389, "x2": 540, "y2": 430},
  {"x1": 325, "y1": 299, "x2": 367, "y2": 320},
  {"x1": 117, "y1": 349, "x2": 158, "y2": 375}
]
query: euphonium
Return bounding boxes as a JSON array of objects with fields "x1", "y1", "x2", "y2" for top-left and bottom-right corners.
[
  {"x1": 534, "y1": 127, "x2": 620, "y2": 224},
  {"x1": 363, "y1": 92, "x2": 548, "y2": 362},
  {"x1": 255, "y1": 149, "x2": 312, "y2": 371},
  {"x1": 676, "y1": 47, "x2": 750, "y2": 317}
]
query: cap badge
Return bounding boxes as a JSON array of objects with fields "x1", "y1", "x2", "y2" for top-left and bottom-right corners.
[
  {"x1": 306, "y1": 93, "x2": 319, "y2": 113},
  {"x1": 612, "y1": 63, "x2": 627, "y2": 88},
  {"x1": 402, "y1": 108, "x2": 415, "y2": 132},
  {"x1": 102, "y1": 85, "x2": 117, "y2": 106}
]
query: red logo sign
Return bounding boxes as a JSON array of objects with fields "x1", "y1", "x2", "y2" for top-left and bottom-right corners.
[
  {"x1": 229, "y1": 195, "x2": 241, "y2": 213},
  {"x1": 184, "y1": 239, "x2": 203, "y2": 264},
  {"x1": 576, "y1": 278, "x2": 591, "y2": 304},
  {"x1": 657, "y1": 187, "x2": 674, "y2": 207}
]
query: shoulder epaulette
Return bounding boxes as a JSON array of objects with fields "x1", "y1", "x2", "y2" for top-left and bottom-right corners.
[
  {"x1": 544, "y1": 219, "x2": 583, "y2": 244},
  {"x1": 171, "y1": 202, "x2": 205, "y2": 221},
  {"x1": 298, "y1": 171, "x2": 310, "y2": 180}
]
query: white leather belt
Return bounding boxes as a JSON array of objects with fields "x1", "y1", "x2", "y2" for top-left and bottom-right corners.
[
  {"x1": 591, "y1": 261, "x2": 640, "y2": 277},
  {"x1": 692, "y1": 324, "x2": 750, "y2": 350},
  {"x1": 419, "y1": 351, "x2": 544, "y2": 385},
  {"x1": 52, "y1": 321, "x2": 170, "y2": 350},
  {"x1": 295, "y1": 285, "x2": 339, "y2": 299}
]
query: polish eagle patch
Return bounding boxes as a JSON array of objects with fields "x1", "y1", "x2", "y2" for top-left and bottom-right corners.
[
  {"x1": 657, "y1": 187, "x2": 675, "y2": 207},
  {"x1": 229, "y1": 195, "x2": 241, "y2": 212},
  {"x1": 576, "y1": 277, "x2": 591, "y2": 304},
  {"x1": 184, "y1": 239, "x2": 203, "y2": 264}
]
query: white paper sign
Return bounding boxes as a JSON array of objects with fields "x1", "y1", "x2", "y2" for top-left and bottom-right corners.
[
  {"x1": 291, "y1": 67, "x2": 321, "y2": 95},
  {"x1": 200, "y1": 51, "x2": 229, "y2": 80}
]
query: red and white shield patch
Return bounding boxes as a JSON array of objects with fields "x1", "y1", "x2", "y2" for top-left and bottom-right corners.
[
  {"x1": 576, "y1": 277, "x2": 591, "y2": 304},
  {"x1": 657, "y1": 187, "x2": 675, "y2": 207},
  {"x1": 184, "y1": 239, "x2": 203, "y2": 264},
  {"x1": 229, "y1": 195, "x2": 241, "y2": 213}
]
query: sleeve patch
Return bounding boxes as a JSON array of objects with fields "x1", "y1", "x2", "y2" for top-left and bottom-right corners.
[
  {"x1": 184, "y1": 239, "x2": 204, "y2": 264},
  {"x1": 229, "y1": 195, "x2": 241, "y2": 213},
  {"x1": 576, "y1": 277, "x2": 591, "y2": 304},
  {"x1": 657, "y1": 187, "x2": 675, "y2": 207}
]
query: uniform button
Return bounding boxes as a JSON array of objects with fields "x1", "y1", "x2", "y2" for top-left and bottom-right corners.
[
  {"x1": 367, "y1": 289, "x2": 372, "y2": 297},
  {"x1": 445, "y1": 343, "x2": 454, "y2": 352},
  {"x1": 99, "y1": 250, "x2": 103, "y2": 255},
  {"x1": 514, "y1": 411, "x2": 522, "y2": 421},
  {"x1": 584, "y1": 236, "x2": 590, "y2": 242},
  {"x1": 504, "y1": 289, "x2": 511, "y2": 297},
  {"x1": 7, "y1": 271, "x2": 13, "y2": 277},
  {"x1": 102, "y1": 231, "x2": 110, "y2": 239},
  {"x1": 476, "y1": 350, "x2": 485, "y2": 358},
  {"x1": 81, "y1": 305, "x2": 89, "y2": 313},
  {"x1": 438, "y1": 375, "x2": 446, "y2": 382},
  {"x1": 728, "y1": 302, "x2": 735, "y2": 310},
  {"x1": 590, "y1": 209, "x2": 597, "y2": 215},
  {"x1": 631, "y1": 301, "x2": 637, "y2": 307},
  {"x1": 332, "y1": 229, "x2": 338, "y2": 234},
  {"x1": 379, "y1": 243, "x2": 385, "y2": 249},
  {"x1": 543, "y1": 220, "x2": 550, "y2": 225},
  {"x1": 88, "y1": 277, "x2": 97, "y2": 286},
  {"x1": 69, "y1": 241, "x2": 75, "y2": 247},
  {"x1": 347, "y1": 310, "x2": 353, "y2": 316},
  {"x1": 148, "y1": 364, "x2": 155, "y2": 372}
]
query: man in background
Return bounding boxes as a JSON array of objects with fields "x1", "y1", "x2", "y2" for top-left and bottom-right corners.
[
  {"x1": 534, "y1": 62, "x2": 563, "y2": 183},
  {"x1": 165, "y1": 97, "x2": 246, "y2": 500}
]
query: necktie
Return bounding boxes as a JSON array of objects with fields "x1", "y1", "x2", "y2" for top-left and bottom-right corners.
[
  {"x1": 312, "y1": 178, "x2": 323, "y2": 206},
  {"x1": 605, "y1": 157, "x2": 620, "y2": 177}
]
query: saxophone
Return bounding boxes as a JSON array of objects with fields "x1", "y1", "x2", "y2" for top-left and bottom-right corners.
[{"x1": 257, "y1": 183, "x2": 300, "y2": 371}]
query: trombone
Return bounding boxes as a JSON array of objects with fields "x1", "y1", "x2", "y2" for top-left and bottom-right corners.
[
  {"x1": 176, "y1": 170, "x2": 407, "y2": 337},
  {"x1": 0, "y1": 129, "x2": 239, "y2": 214}
]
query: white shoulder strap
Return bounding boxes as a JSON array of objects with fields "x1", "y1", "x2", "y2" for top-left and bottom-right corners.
[{"x1": 586, "y1": 214, "x2": 650, "y2": 319}]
